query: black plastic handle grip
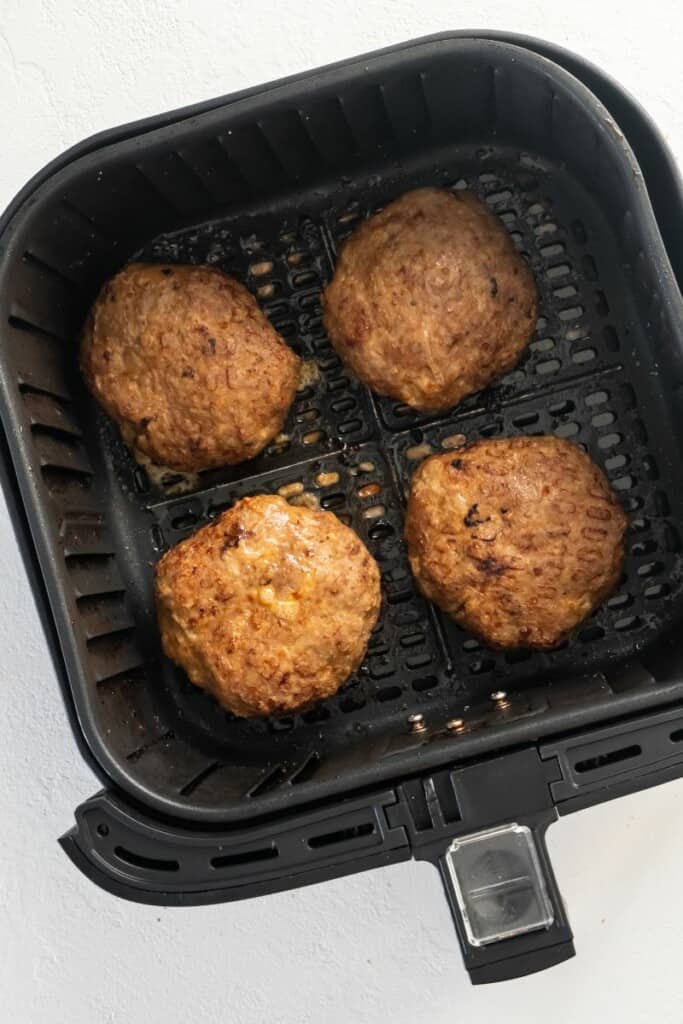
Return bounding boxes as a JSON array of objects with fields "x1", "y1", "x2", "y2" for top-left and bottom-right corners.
[
  {"x1": 382, "y1": 748, "x2": 575, "y2": 983},
  {"x1": 61, "y1": 785, "x2": 573, "y2": 983},
  {"x1": 438, "y1": 819, "x2": 574, "y2": 984}
]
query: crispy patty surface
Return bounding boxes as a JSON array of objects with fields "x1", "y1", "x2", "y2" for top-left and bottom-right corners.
[
  {"x1": 322, "y1": 188, "x2": 537, "y2": 411},
  {"x1": 155, "y1": 495, "x2": 381, "y2": 717},
  {"x1": 405, "y1": 437, "x2": 626, "y2": 649},
  {"x1": 81, "y1": 263, "x2": 300, "y2": 472}
]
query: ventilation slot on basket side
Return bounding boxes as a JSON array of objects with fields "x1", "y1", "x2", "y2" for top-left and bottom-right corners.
[
  {"x1": 246, "y1": 764, "x2": 290, "y2": 798},
  {"x1": 211, "y1": 845, "x2": 279, "y2": 870},
  {"x1": 76, "y1": 592, "x2": 132, "y2": 640},
  {"x1": 10, "y1": 331, "x2": 71, "y2": 400},
  {"x1": 114, "y1": 846, "x2": 179, "y2": 872},
  {"x1": 258, "y1": 109, "x2": 324, "y2": 181},
  {"x1": 32, "y1": 426, "x2": 91, "y2": 472},
  {"x1": 22, "y1": 251, "x2": 84, "y2": 292},
  {"x1": 574, "y1": 744, "x2": 642, "y2": 774},
  {"x1": 337, "y1": 83, "x2": 395, "y2": 156},
  {"x1": 178, "y1": 761, "x2": 223, "y2": 797},
  {"x1": 22, "y1": 390, "x2": 81, "y2": 437},
  {"x1": 86, "y1": 628, "x2": 146, "y2": 683},
  {"x1": 307, "y1": 822, "x2": 375, "y2": 849},
  {"x1": 134, "y1": 150, "x2": 215, "y2": 217},
  {"x1": 126, "y1": 730, "x2": 175, "y2": 763},
  {"x1": 94, "y1": 664, "x2": 172, "y2": 762},
  {"x1": 220, "y1": 123, "x2": 290, "y2": 195},
  {"x1": 176, "y1": 138, "x2": 252, "y2": 205},
  {"x1": 60, "y1": 198, "x2": 115, "y2": 242},
  {"x1": 298, "y1": 95, "x2": 357, "y2": 166},
  {"x1": 289, "y1": 753, "x2": 321, "y2": 785},
  {"x1": 8, "y1": 311, "x2": 70, "y2": 346},
  {"x1": 66, "y1": 552, "x2": 123, "y2": 598},
  {"x1": 131, "y1": 166, "x2": 182, "y2": 219},
  {"x1": 40, "y1": 465, "x2": 93, "y2": 504},
  {"x1": 95, "y1": 662, "x2": 151, "y2": 693},
  {"x1": 379, "y1": 74, "x2": 431, "y2": 152},
  {"x1": 30, "y1": 416, "x2": 94, "y2": 509}
]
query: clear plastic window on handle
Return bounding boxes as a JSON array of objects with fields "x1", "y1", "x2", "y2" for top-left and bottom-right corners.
[{"x1": 443, "y1": 823, "x2": 555, "y2": 947}]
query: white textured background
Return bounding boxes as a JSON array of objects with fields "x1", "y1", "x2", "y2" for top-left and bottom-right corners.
[{"x1": 1, "y1": 2, "x2": 682, "y2": 1022}]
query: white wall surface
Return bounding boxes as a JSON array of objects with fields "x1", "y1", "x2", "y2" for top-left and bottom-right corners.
[{"x1": 1, "y1": 2, "x2": 682, "y2": 1022}]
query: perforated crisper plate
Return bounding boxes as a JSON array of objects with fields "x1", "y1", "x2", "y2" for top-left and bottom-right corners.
[
  {"x1": 99, "y1": 152, "x2": 683, "y2": 786},
  {"x1": 1, "y1": 39, "x2": 682, "y2": 822}
]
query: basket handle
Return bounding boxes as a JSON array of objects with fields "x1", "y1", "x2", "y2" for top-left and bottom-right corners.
[{"x1": 437, "y1": 816, "x2": 574, "y2": 983}]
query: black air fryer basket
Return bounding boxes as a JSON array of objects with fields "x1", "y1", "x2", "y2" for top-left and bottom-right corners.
[{"x1": 3, "y1": 32, "x2": 683, "y2": 983}]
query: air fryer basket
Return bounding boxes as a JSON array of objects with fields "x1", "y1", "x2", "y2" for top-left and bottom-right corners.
[{"x1": 2, "y1": 37, "x2": 683, "y2": 837}]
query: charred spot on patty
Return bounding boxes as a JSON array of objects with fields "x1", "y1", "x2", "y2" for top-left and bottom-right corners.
[
  {"x1": 464, "y1": 503, "x2": 491, "y2": 528},
  {"x1": 221, "y1": 522, "x2": 250, "y2": 552},
  {"x1": 473, "y1": 555, "x2": 507, "y2": 576}
]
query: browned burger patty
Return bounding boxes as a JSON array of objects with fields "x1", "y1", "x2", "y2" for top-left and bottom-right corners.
[
  {"x1": 405, "y1": 437, "x2": 626, "y2": 649},
  {"x1": 322, "y1": 188, "x2": 537, "y2": 411},
  {"x1": 81, "y1": 263, "x2": 300, "y2": 472},
  {"x1": 155, "y1": 495, "x2": 381, "y2": 717}
]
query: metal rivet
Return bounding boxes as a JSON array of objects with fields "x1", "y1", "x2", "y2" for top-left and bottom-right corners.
[
  {"x1": 490, "y1": 689, "x2": 510, "y2": 708},
  {"x1": 408, "y1": 712, "x2": 427, "y2": 733},
  {"x1": 447, "y1": 718, "x2": 465, "y2": 733}
]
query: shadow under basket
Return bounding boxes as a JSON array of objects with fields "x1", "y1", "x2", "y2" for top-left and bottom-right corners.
[{"x1": 2, "y1": 36, "x2": 683, "y2": 835}]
